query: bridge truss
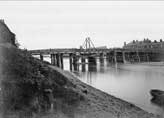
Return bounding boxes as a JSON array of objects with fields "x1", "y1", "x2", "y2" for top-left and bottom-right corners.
[{"x1": 81, "y1": 37, "x2": 95, "y2": 50}]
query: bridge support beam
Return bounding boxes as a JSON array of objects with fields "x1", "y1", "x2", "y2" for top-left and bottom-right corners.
[
  {"x1": 56, "y1": 53, "x2": 60, "y2": 67},
  {"x1": 73, "y1": 54, "x2": 79, "y2": 71},
  {"x1": 107, "y1": 52, "x2": 113, "y2": 62},
  {"x1": 88, "y1": 56, "x2": 96, "y2": 65},
  {"x1": 122, "y1": 51, "x2": 126, "y2": 63},
  {"x1": 81, "y1": 56, "x2": 86, "y2": 72},
  {"x1": 88, "y1": 56, "x2": 97, "y2": 72},
  {"x1": 146, "y1": 53, "x2": 150, "y2": 62},
  {"x1": 69, "y1": 53, "x2": 73, "y2": 71},
  {"x1": 99, "y1": 53, "x2": 104, "y2": 63},
  {"x1": 40, "y1": 54, "x2": 43, "y2": 61},
  {"x1": 127, "y1": 52, "x2": 130, "y2": 62},
  {"x1": 114, "y1": 51, "x2": 117, "y2": 63},
  {"x1": 81, "y1": 56, "x2": 85, "y2": 64},
  {"x1": 50, "y1": 54, "x2": 56, "y2": 65},
  {"x1": 60, "y1": 53, "x2": 63, "y2": 69},
  {"x1": 116, "y1": 51, "x2": 124, "y2": 63},
  {"x1": 136, "y1": 51, "x2": 140, "y2": 62}
]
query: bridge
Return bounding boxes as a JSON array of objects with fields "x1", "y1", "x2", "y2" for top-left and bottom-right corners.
[{"x1": 29, "y1": 37, "x2": 164, "y2": 70}]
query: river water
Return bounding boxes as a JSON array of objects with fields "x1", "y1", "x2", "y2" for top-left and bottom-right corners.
[{"x1": 44, "y1": 56, "x2": 164, "y2": 115}]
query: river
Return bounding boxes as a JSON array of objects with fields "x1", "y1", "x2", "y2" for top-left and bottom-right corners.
[{"x1": 44, "y1": 56, "x2": 164, "y2": 116}]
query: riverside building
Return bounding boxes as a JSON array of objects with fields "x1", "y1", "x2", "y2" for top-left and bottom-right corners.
[{"x1": 123, "y1": 38, "x2": 164, "y2": 50}]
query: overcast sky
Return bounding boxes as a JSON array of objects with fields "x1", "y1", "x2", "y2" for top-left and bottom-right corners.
[{"x1": 1, "y1": 1, "x2": 164, "y2": 49}]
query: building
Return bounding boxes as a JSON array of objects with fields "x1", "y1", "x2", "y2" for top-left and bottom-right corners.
[{"x1": 123, "y1": 38, "x2": 164, "y2": 50}]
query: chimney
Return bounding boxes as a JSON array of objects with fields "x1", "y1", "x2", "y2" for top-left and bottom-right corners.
[{"x1": 154, "y1": 40, "x2": 157, "y2": 43}]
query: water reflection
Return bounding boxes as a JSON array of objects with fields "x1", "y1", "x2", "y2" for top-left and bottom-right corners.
[
  {"x1": 88, "y1": 63, "x2": 97, "y2": 72},
  {"x1": 62, "y1": 57, "x2": 164, "y2": 115},
  {"x1": 81, "y1": 64, "x2": 85, "y2": 72}
]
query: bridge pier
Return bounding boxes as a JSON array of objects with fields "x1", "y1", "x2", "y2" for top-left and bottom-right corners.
[
  {"x1": 50, "y1": 53, "x2": 63, "y2": 69},
  {"x1": 146, "y1": 53, "x2": 150, "y2": 62},
  {"x1": 124, "y1": 52, "x2": 128, "y2": 62},
  {"x1": 129, "y1": 52, "x2": 134, "y2": 63},
  {"x1": 99, "y1": 53, "x2": 104, "y2": 63},
  {"x1": 81, "y1": 56, "x2": 86, "y2": 72},
  {"x1": 122, "y1": 51, "x2": 126, "y2": 63},
  {"x1": 88, "y1": 56, "x2": 96, "y2": 65},
  {"x1": 73, "y1": 54, "x2": 79, "y2": 71},
  {"x1": 88, "y1": 57, "x2": 97, "y2": 72},
  {"x1": 127, "y1": 52, "x2": 131, "y2": 62},
  {"x1": 50, "y1": 54, "x2": 56, "y2": 65},
  {"x1": 136, "y1": 51, "x2": 140, "y2": 62},
  {"x1": 114, "y1": 51, "x2": 117, "y2": 63},
  {"x1": 117, "y1": 51, "x2": 125, "y2": 63},
  {"x1": 60, "y1": 53, "x2": 63, "y2": 69},
  {"x1": 40, "y1": 54, "x2": 43, "y2": 61},
  {"x1": 69, "y1": 53, "x2": 73, "y2": 71},
  {"x1": 139, "y1": 52, "x2": 147, "y2": 62},
  {"x1": 81, "y1": 56, "x2": 85, "y2": 64},
  {"x1": 107, "y1": 52, "x2": 113, "y2": 62},
  {"x1": 56, "y1": 53, "x2": 60, "y2": 67}
]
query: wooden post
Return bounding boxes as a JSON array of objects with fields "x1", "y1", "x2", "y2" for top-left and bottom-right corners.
[
  {"x1": 99, "y1": 53, "x2": 104, "y2": 63},
  {"x1": 73, "y1": 54, "x2": 78, "y2": 71},
  {"x1": 127, "y1": 52, "x2": 130, "y2": 62},
  {"x1": 146, "y1": 53, "x2": 149, "y2": 62},
  {"x1": 137, "y1": 51, "x2": 140, "y2": 62},
  {"x1": 60, "y1": 53, "x2": 63, "y2": 69},
  {"x1": 88, "y1": 56, "x2": 97, "y2": 72},
  {"x1": 81, "y1": 56, "x2": 85, "y2": 64},
  {"x1": 40, "y1": 54, "x2": 43, "y2": 61},
  {"x1": 114, "y1": 51, "x2": 117, "y2": 63},
  {"x1": 88, "y1": 56, "x2": 96, "y2": 65},
  {"x1": 109, "y1": 52, "x2": 113, "y2": 62},
  {"x1": 50, "y1": 54, "x2": 53, "y2": 64},
  {"x1": 122, "y1": 51, "x2": 126, "y2": 63},
  {"x1": 106, "y1": 52, "x2": 109, "y2": 62},
  {"x1": 56, "y1": 53, "x2": 60, "y2": 67},
  {"x1": 51, "y1": 54, "x2": 55, "y2": 65},
  {"x1": 69, "y1": 53, "x2": 73, "y2": 71},
  {"x1": 139, "y1": 52, "x2": 143, "y2": 62},
  {"x1": 81, "y1": 56, "x2": 86, "y2": 72}
]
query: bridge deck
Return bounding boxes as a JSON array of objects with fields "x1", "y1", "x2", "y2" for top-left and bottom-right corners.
[{"x1": 29, "y1": 48, "x2": 164, "y2": 55}]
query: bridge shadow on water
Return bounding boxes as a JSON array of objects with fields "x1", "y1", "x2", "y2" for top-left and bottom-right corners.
[{"x1": 71, "y1": 58, "x2": 113, "y2": 85}]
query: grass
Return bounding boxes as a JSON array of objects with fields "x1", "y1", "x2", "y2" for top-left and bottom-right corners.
[{"x1": 0, "y1": 46, "x2": 85, "y2": 117}]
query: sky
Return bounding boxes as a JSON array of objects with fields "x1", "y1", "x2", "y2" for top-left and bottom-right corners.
[{"x1": 1, "y1": 1, "x2": 164, "y2": 49}]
